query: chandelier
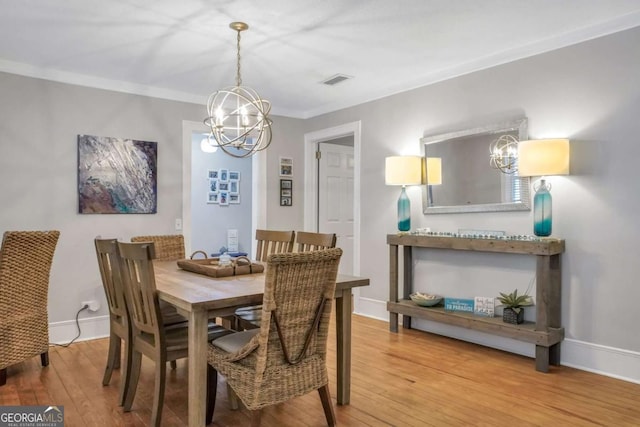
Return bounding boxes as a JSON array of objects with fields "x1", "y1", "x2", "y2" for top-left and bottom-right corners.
[
  {"x1": 489, "y1": 134, "x2": 519, "y2": 174},
  {"x1": 203, "y1": 22, "x2": 272, "y2": 158}
]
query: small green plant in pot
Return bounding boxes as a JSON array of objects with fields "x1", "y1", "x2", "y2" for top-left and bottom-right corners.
[{"x1": 497, "y1": 288, "x2": 533, "y2": 324}]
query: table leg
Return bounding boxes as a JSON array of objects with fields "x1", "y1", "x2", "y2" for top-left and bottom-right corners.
[
  {"x1": 335, "y1": 288, "x2": 351, "y2": 405},
  {"x1": 188, "y1": 308, "x2": 209, "y2": 426}
]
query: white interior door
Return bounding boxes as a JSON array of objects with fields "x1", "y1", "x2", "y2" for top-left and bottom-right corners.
[{"x1": 318, "y1": 142, "x2": 354, "y2": 275}]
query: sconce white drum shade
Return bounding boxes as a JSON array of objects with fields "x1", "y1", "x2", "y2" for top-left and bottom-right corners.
[
  {"x1": 518, "y1": 139, "x2": 570, "y2": 177},
  {"x1": 426, "y1": 157, "x2": 442, "y2": 185},
  {"x1": 385, "y1": 156, "x2": 423, "y2": 186}
]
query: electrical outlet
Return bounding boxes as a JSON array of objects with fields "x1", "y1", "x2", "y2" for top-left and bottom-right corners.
[
  {"x1": 175, "y1": 218, "x2": 182, "y2": 230},
  {"x1": 81, "y1": 300, "x2": 100, "y2": 312}
]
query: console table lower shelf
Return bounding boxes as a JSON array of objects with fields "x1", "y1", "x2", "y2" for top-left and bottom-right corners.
[{"x1": 387, "y1": 300, "x2": 565, "y2": 372}]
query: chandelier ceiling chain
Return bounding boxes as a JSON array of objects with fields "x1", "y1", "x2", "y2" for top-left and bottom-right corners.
[
  {"x1": 235, "y1": 25, "x2": 242, "y2": 87},
  {"x1": 203, "y1": 22, "x2": 272, "y2": 158}
]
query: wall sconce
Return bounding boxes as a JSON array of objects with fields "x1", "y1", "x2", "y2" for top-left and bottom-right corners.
[
  {"x1": 385, "y1": 156, "x2": 423, "y2": 232},
  {"x1": 517, "y1": 139, "x2": 570, "y2": 236}
]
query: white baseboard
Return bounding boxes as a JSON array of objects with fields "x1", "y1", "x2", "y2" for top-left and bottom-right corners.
[
  {"x1": 49, "y1": 315, "x2": 110, "y2": 345},
  {"x1": 561, "y1": 339, "x2": 640, "y2": 385},
  {"x1": 50, "y1": 298, "x2": 640, "y2": 385},
  {"x1": 354, "y1": 295, "x2": 640, "y2": 384}
]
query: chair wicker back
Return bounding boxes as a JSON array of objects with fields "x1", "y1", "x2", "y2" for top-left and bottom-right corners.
[
  {"x1": 0, "y1": 230, "x2": 60, "y2": 386},
  {"x1": 208, "y1": 248, "x2": 342, "y2": 425},
  {"x1": 295, "y1": 231, "x2": 337, "y2": 252},
  {"x1": 94, "y1": 238, "x2": 131, "y2": 404},
  {"x1": 130, "y1": 235, "x2": 184, "y2": 261},
  {"x1": 255, "y1": 229, "x2": 294, "y2": 262}
]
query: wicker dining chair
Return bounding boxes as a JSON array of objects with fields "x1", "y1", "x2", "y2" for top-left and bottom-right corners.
[
  {"x1": 0, "y1": 230, "x2": 60, "y2": 386},
  {"x1": 130, "y1": 234, "x2": 185, "y2": 261},
  {"x1": 236, "y1": 231, "x2": 337, "y2": 330},
  {"x1": 117, "y1": 241, "x2": 231, "y2": 427},
  {"x1": 207, "y1": 248, "x2": 342, "y2": 426}
]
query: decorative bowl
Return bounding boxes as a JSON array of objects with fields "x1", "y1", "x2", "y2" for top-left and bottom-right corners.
[{"x1": 410, "y1": 292, "x2": 443, "y2": 307}]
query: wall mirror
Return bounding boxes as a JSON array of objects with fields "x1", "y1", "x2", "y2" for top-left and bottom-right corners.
[{"x1": 421, "y1": 118, "x2": 530, "y2": 214}]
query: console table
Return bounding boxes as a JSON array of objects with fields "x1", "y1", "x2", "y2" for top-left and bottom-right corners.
[{"x1": 387, "y1": 233, "x2": 565, "y2": 372}]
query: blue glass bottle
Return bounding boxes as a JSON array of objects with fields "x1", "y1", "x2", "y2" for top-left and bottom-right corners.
[
  {"x1": 397, "y1": 186, "x2": 410, "y2": 232},
  {"x1": 533, "y1": 179, "x2": 552, "y2": 237}
]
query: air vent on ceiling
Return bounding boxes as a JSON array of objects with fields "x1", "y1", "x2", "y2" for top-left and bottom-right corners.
[{"x1": 321, "y1": 74, "x2": 353, "y2": 86}]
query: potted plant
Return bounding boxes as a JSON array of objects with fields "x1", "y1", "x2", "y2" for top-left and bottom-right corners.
[{"x1": 497, "y1": 288, "x2": 533, "y2": 324}]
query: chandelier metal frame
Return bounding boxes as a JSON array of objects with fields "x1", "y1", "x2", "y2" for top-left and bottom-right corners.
[{"x1": 203, "y1": 22, "x2": 272, "y2": 158}]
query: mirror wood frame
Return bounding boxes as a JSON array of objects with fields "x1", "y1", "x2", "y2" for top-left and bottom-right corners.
[{"x1": 421, "y1": 118, "x2": 530, "y2": 214}]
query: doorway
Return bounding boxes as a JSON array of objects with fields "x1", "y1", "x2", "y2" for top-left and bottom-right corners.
[
  {"x1": 181, "y1": 120, "x2": 266, "y2": 257},
  {"x1": 303, "y1": 121, "x2": 361, "y2": 277},
  {"x1": 318, "y1": 140, "x2": 354, "y2": 275}
]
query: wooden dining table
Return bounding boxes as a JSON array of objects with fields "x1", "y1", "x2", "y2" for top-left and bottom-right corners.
[{"x1": 153, "y1": 260, "x2": 370, "y2": 427}]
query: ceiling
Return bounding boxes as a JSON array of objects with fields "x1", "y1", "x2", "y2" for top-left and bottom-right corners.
[{"x1": 1, "y1": 0, "x2": 640, "y2": 119}]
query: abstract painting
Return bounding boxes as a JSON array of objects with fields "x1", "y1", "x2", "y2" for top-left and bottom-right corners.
[{"x1": 77, "y1": 134, "x2": 157, "y2": 214}]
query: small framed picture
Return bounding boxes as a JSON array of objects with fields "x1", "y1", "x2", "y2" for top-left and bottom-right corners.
[
  {"x1": 207, "y1": 192, "x2": 218, "y2": 204},
  {"x1": 229, "y1": 171, "x2": 240, "y2": 181},
  {"x1": 229, "y1": 194, "x2": 240, "y2": 204},
  {"x1": 280, "y1": 179, "x2": 292, "y2": 206},
  {"x1": 279, "y1": 157, "x2": 293, "y2": 177},
  {"x1": 219, "y1": 191, "x2": 229, "y2": 206},
  {"x1": 209, "y1": 179, "x2": 218, "y2": 193},
  {"x1": 208, "y1": 170, "x2": 218, "y2": 180},
  {"x1": 229, "y1": 180, "x2": 239, "y2": 194},
  {"x1": 281, "y1": 197, "x2": 292, "y2": 206},
  {"x1": 219, "y1": 182, "x2": 229, "y2": 192},
  {"x1": 219, "y1": 169, "x2": 229, "y2": 183}
]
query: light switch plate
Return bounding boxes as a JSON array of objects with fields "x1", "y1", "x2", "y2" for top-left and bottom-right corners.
[{"x1": 227, "y1": 229, "x2": 238, "y2": 252}]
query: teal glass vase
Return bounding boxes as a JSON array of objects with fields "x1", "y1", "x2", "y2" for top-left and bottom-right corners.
[
  {"x1": 397, "y1": 186, "x2": 410, "y2": 232},
  {"x1": 533, "y1": 179, "x2": 552, "y2": 237}
]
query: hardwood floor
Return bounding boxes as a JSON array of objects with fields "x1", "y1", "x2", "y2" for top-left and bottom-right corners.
[{"x1": 2, "y1": 315, "x2": 639, "y2": 426}]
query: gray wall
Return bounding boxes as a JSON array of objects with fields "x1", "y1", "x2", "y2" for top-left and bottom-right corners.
[
  {"x1": 0, "y1": 73, "x2": 203, "y2": 325},
  {"x1": 301, "y1": 26, "x2": 640, "y2": 377}
]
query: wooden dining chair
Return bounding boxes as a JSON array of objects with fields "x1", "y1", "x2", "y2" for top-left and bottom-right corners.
[
  {"x1": 254, "y1": 229, "x2": 295, "y2": 262},
  {"x1": 130, "y1": 234, "x2": 187, "y2": 327},
  {"x1": 117, "y1": 241, "x2": 231, "y2": 427},
  {"x1": 233, "y1": 229, "x2": 295, "y2": 330},
  {"x1": 295, "y1": 231, "x2": 337, "y2": 252},
  {"x1": 206, "y1": 248, "x2": 342, "y2": 426},
  {"x1": 0, "y1": 230, "x2": 60, "y2": 386},
  {"x1": 94, "y1": 238, "x2": 133, "y2": 405}
]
